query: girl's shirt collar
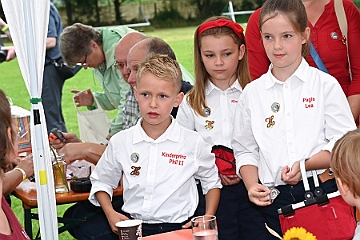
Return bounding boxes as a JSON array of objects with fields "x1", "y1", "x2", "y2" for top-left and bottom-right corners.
[{"x1": 205, "y1": 79, "x2": 243, "y2": 95}]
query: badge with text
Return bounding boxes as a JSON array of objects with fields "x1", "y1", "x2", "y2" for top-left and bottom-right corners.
[
  {"x1": 130, "y1": 152, "x2": 140, "y2": 163},
  {"x1": 130, "y1": 166, "x2": 141, "y2": 176},
  {"x1": 205, "y1": 120, "x2": 215, "y2": 130},
  {"x1": 271, "y1": 102, "x2": 280, "y2": 113},
  {"x1": 265, "y1": 115, "x2": 275, "y2": 128}
]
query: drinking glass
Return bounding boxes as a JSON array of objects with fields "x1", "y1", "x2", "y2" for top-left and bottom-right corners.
[
  {"x1": 191, "y1": 215, "x2": 218, "y2": 240},
  {"x1": 52, "y1": 154, "x2": 69, "y2": 193}
]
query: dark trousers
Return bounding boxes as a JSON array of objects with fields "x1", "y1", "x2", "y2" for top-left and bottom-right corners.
[
  {"x1": 65, "y1": 196, "x2": 124, "y2": 240},
  {"x1": 42, "y1": 64, "x2": 67, "y2": 134},
  {"x1": 195, "y1": 181, "x2": 276, "y2": 240}
]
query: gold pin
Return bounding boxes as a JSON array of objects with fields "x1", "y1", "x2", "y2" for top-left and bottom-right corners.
[
  {"x1": 130, "y1": 166, "x2": 141, "y2": 176},
  {"x1": 205, "y1": 120, "x2": 214, "y2": 130},
  {"x1": 265, "y1": 115, "x2": 275, "y2": 128}
]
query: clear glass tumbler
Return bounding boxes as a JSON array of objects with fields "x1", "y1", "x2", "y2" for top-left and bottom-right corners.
[{"x1": 191, "y1": 215, "x2": 218, "y2": 240}]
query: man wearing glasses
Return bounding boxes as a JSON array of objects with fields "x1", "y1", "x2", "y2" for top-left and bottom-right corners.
[{"x1": 60, "y1": 23, "x2": 134, "y2": 139}]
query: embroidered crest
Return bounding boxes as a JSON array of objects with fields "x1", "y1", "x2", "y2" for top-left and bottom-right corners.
[
  {"x1": 130, "y1": 166, "x2": 141, "y2": 176},
  {"x1": 265, "y1": 115, "x2": 275, "y2": 128},
  {"x1": 205, "y1": 120, "x2": 214, "y2": 130},
  {"x1": 271, "y1": 102, "x2": 280, "y2": 113},
  {"x1": 130, "y1": 153, "x2": 140, "y2": 163}
]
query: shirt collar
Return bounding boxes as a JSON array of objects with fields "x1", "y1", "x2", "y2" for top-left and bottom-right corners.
[
  {"x1": 205, "y1": 79, "x2": 243, "y2": 95},
  {"x1": 132, "y1": 117, "x2": 181, "y2": 144},
  {"x1": 265, "y1": 58, "x2": 308, "y2": 89}
]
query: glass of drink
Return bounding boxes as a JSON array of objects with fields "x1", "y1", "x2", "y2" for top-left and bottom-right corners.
[
  {"x1": 191, "y1": 215, "x2": 218, "y2": 240},
  {"x1": 52, "y1": 154, "x2": 69, "y2": 193}
]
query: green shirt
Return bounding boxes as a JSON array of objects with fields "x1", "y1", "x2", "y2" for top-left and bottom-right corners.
[{"x1": 92, "y1": 26, "x2": 134, "y2": 136}]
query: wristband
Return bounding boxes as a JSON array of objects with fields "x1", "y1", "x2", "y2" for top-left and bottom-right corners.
[
  {"x1": 14, "y1": 167, "x2": 27, "y2": 181},
  {"x1": 1, "y1": 24, "x2": 9, "y2": 32}
]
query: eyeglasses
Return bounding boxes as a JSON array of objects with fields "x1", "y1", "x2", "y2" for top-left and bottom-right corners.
[
  {"x1": 81, "y1": 55, "x2": 88, "y2": 67},
  {"x1": 114, "y1": 61, "x2": 125, "y2": 70}
]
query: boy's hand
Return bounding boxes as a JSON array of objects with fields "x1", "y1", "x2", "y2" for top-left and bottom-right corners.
[
  {"x1": 219, "y1": 174, "x2": 240, "y2": 186},
  {"x1": 247, "y1": 183, "x2": 272, "y2": 206},
  {"x1": 182, "y1": 220, "x2": 192, "y2": 229},
  {"x1": 281, "y1": 161, "x2": 301, "y2": 185},
  {"x1": 107, "y1": 212, "x2": 130, "y2": 234}
]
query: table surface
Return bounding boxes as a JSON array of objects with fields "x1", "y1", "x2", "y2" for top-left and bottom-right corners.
[
  {"x1": 143, "y1": 229, "x2": 192, "y2": 240},
  {"x1": 13, "y1": 179, "x2": 123, "y2": 209}
]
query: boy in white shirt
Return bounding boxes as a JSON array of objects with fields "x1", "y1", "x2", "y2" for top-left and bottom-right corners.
[{"x1": 89, "y1": 53, "x2": 221, "y2": 237}]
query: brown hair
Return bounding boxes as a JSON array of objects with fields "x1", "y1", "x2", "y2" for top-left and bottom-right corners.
[
  {"x1": 0, "y1": 89, "x2": 16, "y2": 172},
  {"x1": 331, "y1": 129, "x2": 360, "y2": 198},
  {"x1": 259, "y1": 0, "x2": 310, "y2": 58},
  {"x1": 60, "y1": 23, "x2": 102, "y2": 66},
  {"x1": 136, "y1": 53, "x2": 182, "y2": 92},
  {"x1": 189, "y1": 16, "x2": 251, "y2": 117}
]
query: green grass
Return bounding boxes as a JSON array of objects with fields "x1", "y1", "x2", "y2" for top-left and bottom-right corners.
[{"x1": 0, "y1": 26, "x2": 195, "y2": 239}]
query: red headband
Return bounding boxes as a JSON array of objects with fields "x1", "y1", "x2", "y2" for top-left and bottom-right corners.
[{"x1": 197, "y1": 18, "x2": 244, "y2": 41}]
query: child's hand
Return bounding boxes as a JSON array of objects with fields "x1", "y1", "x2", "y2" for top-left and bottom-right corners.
[
  {"x1": 247, "y1": 183, "x2": 272, "y2": 206},
  {"x1": 281, "y1": 161, "x2": 301, "y2": 185},
  {"x1": 182, "y1": 220, "x2": 192, "y2": 229},
  {"x1": 219, "y1": 174, "x2": 241, "y2": 186},
  {"x1": 107, "y1": 212, "x2": 130, "y2": 235}
]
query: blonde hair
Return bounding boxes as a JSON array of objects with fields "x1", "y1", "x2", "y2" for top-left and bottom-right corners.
[
  {"x1": 189, "y1": 16, "x2": 251, "y2": 117},
  {"x1": 331, "y1": 129, "x2": 360, "y2": 198},
  {"x1": 259, "y1": 0, "x2": 310, "y2": 58},
  {"x1": 136, "y1": 53, "x2": 182, "y2": 92}
]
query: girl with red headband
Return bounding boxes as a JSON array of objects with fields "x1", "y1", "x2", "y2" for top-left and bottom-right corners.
[{"x1": 177, "y1": 16, "x2": 271, "y2": 240}]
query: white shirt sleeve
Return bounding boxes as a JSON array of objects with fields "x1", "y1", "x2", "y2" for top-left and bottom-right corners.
[{"x1": 176, "y1": 96, "x2": 196, "y2": 131}]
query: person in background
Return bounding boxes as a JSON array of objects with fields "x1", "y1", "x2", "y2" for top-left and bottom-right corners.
[
  {"x1": 331, "y1": 128, "x2": 360, "y2": 240},
  {"x1": 0, "y1": 17, "x2": 11, "y2": 40},
  {"x1": 232, "y1": 0, "x2": 356, "y2": 237},
  {"x1": 89, "y1": 53, "x2": 221, "y2": 237},
  {"x1": 0, "y1": 88, "x2": 30, "y2": 239},
  {"x1": 116, "y1": 32, "x2": 193, "y2": 130},
  {"x1": 60, "y1": 23, "x2": 134, "y2": 139},
  {"x1": 126, "y1": 36, "x2": 193, "y2": 122},
  {"x1": 176, "y1": 16, "x2": 270, "y2": 240},
  {"x1": 245, "y1": 0, "x2": 360, "y2": 122},
  {"x1": 0, "y1": 18, "x2": 16, "y2": 61},
  {"x1": 42, "y1": 2, "x2": 69, "y2": 133}
]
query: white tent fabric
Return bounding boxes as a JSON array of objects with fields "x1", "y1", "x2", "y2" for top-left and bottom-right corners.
[{"x1": 1, "y1": 0, "x2": 58, "y2": 239}]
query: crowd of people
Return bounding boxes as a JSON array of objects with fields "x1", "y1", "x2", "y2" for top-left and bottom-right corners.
[{"x1": 1, "y1": 0, "x2": 360, "y2": 239}]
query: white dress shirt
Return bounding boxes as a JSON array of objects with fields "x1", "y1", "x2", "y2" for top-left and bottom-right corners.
[
  {"x1": 177, "y1": 80, "x2": 243, "y2": 147},
  {"x1": 89, "y1": 118, "x2": 221, "y2": 224},
  {"x1": 232, "y1": 59, "x2": 356, "y2": 187}
]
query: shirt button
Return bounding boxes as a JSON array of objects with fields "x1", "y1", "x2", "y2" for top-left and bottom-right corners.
[
  {"x1": 224, "y1": 118, "x2": 227, "y2": 122},
  {"x1": 144, "y1": 196, "x2": 149, "y2": 200},
  {"x1": 285, "y1": 85, "x2": 288, "y2": 88},
  {"x1": 287, "y1": 113, "x2": 290, "y2": 116},
  {"x1": 289, "y1": 142, "x2": 292, "y2": 146},
  {"x1": 222, "y1": 92, "x2": 225, "y2": 95}
]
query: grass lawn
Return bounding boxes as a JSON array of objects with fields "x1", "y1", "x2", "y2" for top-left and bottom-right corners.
[{"x1": 0, "y1": 26, "x2": 196, "y2": 239}]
